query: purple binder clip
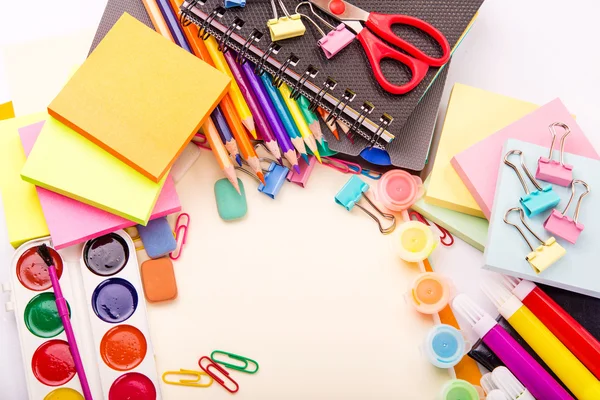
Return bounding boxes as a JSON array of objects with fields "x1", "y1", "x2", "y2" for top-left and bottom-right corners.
[
  {"x1": 544, "y1": 179, "x2": 590, "y2": 244},
  {"x1": 536, "y1": 122, "x2": 573, "y2": 186},
  {"x1": 287, "y1": 155, "x2": 316, "y2": 187},
  {"x1": 295, "y1": 2, "x2": 355, "y2": 59}
]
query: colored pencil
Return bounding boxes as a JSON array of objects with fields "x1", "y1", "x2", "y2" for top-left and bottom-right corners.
[
  {"x1": 37, "y1": 245, "x2": 93, "y2": 400},
  {"x1": 204, "y1": 36, "x2": 256, "y2": 138},
  {"x1": 166, "y1": 0, "x2": 241, "y2": 165},
  {"x1": 155, "y1": 0, "x2": 192, "y2": 51},
  {"x1": 204, "y1": 118, "x2": 241, "y2": 193},
  {"x1": 222, "y1": 50, "x2": 283, "y2": 163},
  {"x1": 317, "y1": 107, "x2": 341, "y2": 141},
  {"x1": 258, "y1": 72, "x2": 310, "y2": 164},
  {"x1": 238, "y1": 60, "x2": 300, "y2": 173},
  {"x1": 141, "y1": 0, "x2": 174, "y2": 41},
  {"x1": 297, "y1": 95, "x2": 324, "y2": 145},
  {"x1": 278, "y1": 83, "x2": 321, "y2": 162}
]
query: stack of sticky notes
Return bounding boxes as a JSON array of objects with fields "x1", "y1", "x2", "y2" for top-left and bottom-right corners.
[{"x1": 3, "y1": 13, "x2": 229, "y2": 248}]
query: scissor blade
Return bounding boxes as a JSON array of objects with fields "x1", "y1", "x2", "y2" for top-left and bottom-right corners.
[{"x1": 309, "y1": 0, "x2": 370, "y2": 22}]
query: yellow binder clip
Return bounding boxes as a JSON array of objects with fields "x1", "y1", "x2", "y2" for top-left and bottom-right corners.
[
  {"x1": 268, "y1": 0, "x2": 306, "y2": 41},
  {"x1": 503, "y1": 207, "x2": 566, "y2": 274},
  {"x1": 162, "y1": 369, "x2": 214, "y2": 388}
]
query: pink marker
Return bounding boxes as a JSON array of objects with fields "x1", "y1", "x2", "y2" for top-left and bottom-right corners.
[
  {"x1": 544, "y1": 179, "x2": 590, "y2": 244},
  {"x1": 536, "y1": 122, "x2": 573, "y2": 186}
]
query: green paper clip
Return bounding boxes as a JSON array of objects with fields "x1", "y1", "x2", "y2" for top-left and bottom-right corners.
[
  {"x1": 268, "y1": 0, "x2": 306, "y2": 41},
  {"x1": 211, "y1": 350, "x2": 259, "y2": 374}
]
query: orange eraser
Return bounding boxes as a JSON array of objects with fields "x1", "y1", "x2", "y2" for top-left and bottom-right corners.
[{"x1": 141, "y1": 258, "x2": 178, "y2": 302}]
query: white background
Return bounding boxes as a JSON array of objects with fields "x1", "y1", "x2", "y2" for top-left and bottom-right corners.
[{"x1": 0, "y1": 0, "x2": 599, "y2": 399}]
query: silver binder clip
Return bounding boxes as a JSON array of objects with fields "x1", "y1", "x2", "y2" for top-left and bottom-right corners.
[
  {"x1": 504, "y1": 207, "x2": 566, "y2": 274},
  {"x1": 544, "y1": 179, "x2": 590, "y2": 244},
  {"x1": 504, "y1": 149, "x2": 560, "y2": 217},
  {"x1": 536, "y1": 122, "x2": 573, "y2": 186},
  {"x1": 267, "y1": 0, "x2": 306, "y2": 41},
  {"x1": 295, "y1": 2, "x2": 355, "y2": 59}
]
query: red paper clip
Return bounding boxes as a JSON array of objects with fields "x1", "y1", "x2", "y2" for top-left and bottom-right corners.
[
  {"x1": 322, "y1": 157, "x2": 362, "y2": 175},
  {"x1": 409, "y1": 211, "x2": 454, "y2": 247},
  {"x1": 198, "y1": 356, "x2": 239, "y2": 393},
  {"x1": 170, "y1": 213, "x2": 190, "y2": 260}
]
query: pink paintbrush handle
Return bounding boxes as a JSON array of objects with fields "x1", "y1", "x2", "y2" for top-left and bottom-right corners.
[{"x1": 49, "y1": 266, "x2": 93, "y2": 400}]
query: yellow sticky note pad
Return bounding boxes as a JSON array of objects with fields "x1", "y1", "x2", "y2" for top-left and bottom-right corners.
[
  {"x1": 0, "y1": 101, "x2": 15, "y2": 120},
  {"x1": 48, "y1": 13, "x2": 230, "y2": 182},
  {"x1": 20, "y1": 117, "x2": 166, "y2": 225},
  {"x1": 0, "y1": 113, "x2": 50, "y2": 247},
  {"x1": 425, "y1": 84, "x2": 538, "y2": 217}
]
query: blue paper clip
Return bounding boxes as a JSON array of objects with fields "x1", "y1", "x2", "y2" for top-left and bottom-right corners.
[
  {"x1": 224, "y1": 0, "x2": 245, "y2": 8},
  {"x1": 504, "y1": 150, "x2": 560, "y2": 217},
  {"x1": 259, "y1": 162, "x2": 289, "y2": 199},
  {"x1": 335, "y1": 175, "x2": 396, "y2": 234}
]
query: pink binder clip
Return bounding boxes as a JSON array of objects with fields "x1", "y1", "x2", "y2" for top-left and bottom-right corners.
[
  {"x1": 287, "y1": 155, "x2": 317, "y2": 187},
  {"x1": 544, "y1": 179, "x2": 590, "y2": 244},
  {"x1": 295, "y1": 2, "x2": 355, "y2": 59},
  {"x1": 536, "y1": 122, "x2": 573, "y2": 186}
]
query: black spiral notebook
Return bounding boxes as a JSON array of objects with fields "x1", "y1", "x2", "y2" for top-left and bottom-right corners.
[{"x1": 179, "y1": 0, "x2": 483, "y2": 171}]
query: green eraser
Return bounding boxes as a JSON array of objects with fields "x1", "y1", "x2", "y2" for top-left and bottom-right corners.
[{"x1": 214, "y1": 178, "x2": 247, "y2": 221}]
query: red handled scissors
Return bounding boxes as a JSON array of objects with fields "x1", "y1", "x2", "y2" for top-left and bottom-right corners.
[{"x1": 308, "y1": 0, "x2": 451, "y2": 95}]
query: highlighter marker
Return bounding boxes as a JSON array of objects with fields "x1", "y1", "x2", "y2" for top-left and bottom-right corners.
[
  {"x1": 492, "y1": 366, "x2": 535, "y2": 400},
  {"x1": 482, "y1": 280, "x2": 600, "y2": 400},
  {"x1": 452, "y1": 294, "x2": 571, "y2": 400},
  {"x1": 503, "y1": 277, "x2": 600, "y2": 380}
]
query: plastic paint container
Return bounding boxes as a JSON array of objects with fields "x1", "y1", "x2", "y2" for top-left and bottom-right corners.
[
  {"x1": 439, "y1": 379, "x2": 481, "y2": 400},
  {"x1": 44, "y1": 388, "x2": 84, "y2": 400},
  {"x1": 24, "y1": 293, "x2": 70, "y2": 338},
  {"x1": 100, "y1": 325, "x2": 147, "y2": 371},
  {"x1": 409, "y1": 272, "x2": 450, "y2": 314},
  {"x1": 423, "y1": 324, "x2": 468, "y2": 368},
  {"x1": 91, "y1": 278, "x2": 138, "y2": 323},
  {"x1": 16, "y1": 246, "x2": 63, "y2": 291},
  {"x1": 32, "y1": 340, "x2": 76, "y2": 386},
  {"x1": 395, "y1": 221, "x2": 438, "y2": 262},
  {"x1": 109, "y1": 372, "x2": 157, "y2": 400},
  {"x1": 377, "y1": 170, "x2": 424, "y2": 212}
]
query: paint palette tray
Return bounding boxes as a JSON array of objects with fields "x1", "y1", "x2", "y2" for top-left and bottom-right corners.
[{"x1": 6, "y1": 230, "x2": 161, "y2": 400}]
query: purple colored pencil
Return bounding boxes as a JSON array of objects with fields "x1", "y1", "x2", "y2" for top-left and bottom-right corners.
[{"x1": 238, "y1": 58, "x2": 299, "y2": 173}]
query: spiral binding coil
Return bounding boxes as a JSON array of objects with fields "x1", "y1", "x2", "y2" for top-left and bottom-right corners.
[
  {"x1": 254, "y1": 42, "x2": 282, "y2": 75},
  {"x1": 349, "y1": 101, "x2": 374, "y2": 140},
  {"x1": 291, "y1": 64, "x2": 318, "y2": 100},
  {"x1": 199, "y1": 6, "x2": 225, "y2": 40},
  {"x1": 368, "y1": 113, "x2": 393, "y2": 148},
  {"x1": 272, "y1": 53, "x2": 300, "y2": 88},
  {"x1": 237, "y1": 28, "x2": 263, "y2": 64},
  {"x1": 327, "y1": 88, "x2": 356, "y2": 124},
  {"x1": 309, "y1": 77, "x2": 337, "y2": 112},
  {"x1": 179, "y1": 0, "x2": 202, "y2": 26},
  {"x1": 219, "y1": 17, "x2": 245, "y2": 53}
]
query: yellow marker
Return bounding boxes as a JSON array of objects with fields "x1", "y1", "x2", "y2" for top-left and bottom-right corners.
[
  {"x1": 204, "y1": 36, "x2": 256, "y2": 138},
  {"x1": 482, "y1": 280, "x2": 600, "y2": 400},
  {"x1": 278, "y1": 83, "x2": 321, "y2": 162},
  {"x1": 395, "y1": 221, "x2": 437, "y2": 263}
]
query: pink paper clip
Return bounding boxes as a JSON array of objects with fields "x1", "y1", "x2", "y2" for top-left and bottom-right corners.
[
  {"x1": 409, "y1": 211, "x2": 454, "y2": 247},
  {"x1": 170, "y1": 213, "x2": 190, "y2": 260},
  {"x1": 322, "y1": 156, "x2": 362, "y2": 174},
  {"x1": 536, "y1": 122, "x2": 573, "y2": 186},
  {"x1": 198, "y1": 356, "x2": 239, "y2": 393},
  {"x1": 543, "y1": 179, "x2": 589, "y2": 244},
  {"x1": 287, "y1": 155, "x2": 317, "y2": 187},
  {"x1": 193, "y1": 132, "x2": 211, "y2": 150},
  {"x1": 295, "y1": 2, "x2": 355, "y2": 59}
]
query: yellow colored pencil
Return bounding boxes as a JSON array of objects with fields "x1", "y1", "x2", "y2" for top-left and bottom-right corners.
[
  {"x1": 204, "y1": 36, "x2": 256, "y2": 139},
  {"x1": 278, "y1": 83, "x2": 321, "y2": 163}
]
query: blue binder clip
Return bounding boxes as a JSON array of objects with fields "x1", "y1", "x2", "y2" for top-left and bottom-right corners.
[
  {"x1": 258, "y1": 162, "x2": 289, "y2": 199},
  {"x1": 224, "y1": 0, "x2": 245, "y2": 8},
  {"x1": 504, "y1": 150, "x2": 560, "y2": 217},
  {"x1": 335, "y1": 175, "x2": 396, "y2": 234}
]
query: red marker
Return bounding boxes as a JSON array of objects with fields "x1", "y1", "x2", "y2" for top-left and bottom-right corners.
[{"x1": 503, "y1": 276, "x2": 600, "y2": 380}]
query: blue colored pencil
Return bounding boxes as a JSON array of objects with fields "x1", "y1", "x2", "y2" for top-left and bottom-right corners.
[
  {"x1": 155, "y1": 0, "x2": 192, "y2": 52},
  {"x1": 258, "y1": 72, "x2": 309, "y2": 164}
]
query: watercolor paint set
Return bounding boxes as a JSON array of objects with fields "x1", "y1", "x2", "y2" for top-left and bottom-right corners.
[{"x1": 6, "y1": 230, "x2": 161, "y2": 400}]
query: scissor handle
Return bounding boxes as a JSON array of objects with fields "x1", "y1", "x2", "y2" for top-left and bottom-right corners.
[
  {"x1": 357, "y1": 29, "x2": 429, "y2": 95},
  {"x1": 366, "y1": 12, "x2": 451, "y2": 67}
]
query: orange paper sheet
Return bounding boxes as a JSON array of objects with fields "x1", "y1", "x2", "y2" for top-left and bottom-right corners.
[{"x1": 48, "y1": 13, "x2": 230, "y2": 182}]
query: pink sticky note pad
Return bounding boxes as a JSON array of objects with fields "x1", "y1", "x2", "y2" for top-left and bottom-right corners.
[
  {"x1": 451, "y1": 99, "x2": 600, "y2": 219},
  {"x1": 19, "y1": 121, "x2": 181, "y2": 249}
]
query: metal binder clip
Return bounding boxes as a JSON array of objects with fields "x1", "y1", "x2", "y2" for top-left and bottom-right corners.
[
  {"x1": 224, "y1": 0, "x2": 245, "y2": 9},
  {"x1": 536, "y1": 122, "x2": 574, "y2": 186},
  {"x1": 162, "y1": 369, "x2": 213, "y2": 388},
  {"x1": 236, "y1": 159, "x2": 289, "y2": 199},
  {"x1": 544, "y1": 179, "x2": 590, "y2": 244},
  {"x1": 287, "y1": 155, "x2": 317, "y2": 187},
  {"x1": 504, "y1": 207, "x2": 566, "y2": 273},
  {"x1": 267, "y1": 0, "x2": 306, "y2": 41},
  {"x1": 335, "y1": 175, "x2": 396, "y2": 234},
  {"x1": 504, "y1": 149, "x2": 560, "y2": 217},
  {"x1": 295, "y1": 2, "x2": 355, "y2": 59},
  {"x1": 199, "y1": 356, "x2": 239, "y2": 393}
]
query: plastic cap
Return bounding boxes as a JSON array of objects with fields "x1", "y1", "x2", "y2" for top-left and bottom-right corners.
[
  {"x1": 423, "y1": 324, "x2": 467, "y2": 369},
  {"x1": 395, "y1": 221, "x2": 437, "y2": 262},
  {"x1": 377, "y1": 170, "x2": 423, "y2": 212},
  {"x1": 439, "y1": 379, "x2": 480, "y2": 400},
  {"x1": 480, "y1": 372, "x2": 497, "y2": 395},
  {"x1": 408, "y1": 272, "x2": 450, "y2": 314},
  {"x1": 492, "y1": 366, "x2": 526, "y2": 399},
  {"x1": 486, "y1": 389, "x2": 508, "y2": 400}
]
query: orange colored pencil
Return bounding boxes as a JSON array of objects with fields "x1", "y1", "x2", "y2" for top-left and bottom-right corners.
[
  {"x1": 317, "y1": 107, "x2": 340, "y2": 141},
  {"x1": 141, "y1": 0, "x2": 174, "y2": 41},
  {"x1": 203, "y1": 118, "x2": 240, "y2": 193}
]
